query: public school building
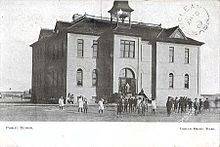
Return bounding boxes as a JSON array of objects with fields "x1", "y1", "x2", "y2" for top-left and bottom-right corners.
[{"x1": 30, "y1": 1, "x2": 204, "y2": 105}]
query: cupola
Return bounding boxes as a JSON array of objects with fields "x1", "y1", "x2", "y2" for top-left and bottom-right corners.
[{"x1": 108, "y1": 1, "x2": 134, "y2": 28}]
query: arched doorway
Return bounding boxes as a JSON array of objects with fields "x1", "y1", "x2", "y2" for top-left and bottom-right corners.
[{"x1": 119, "y1": 68, "x2": 136, "y2": 95}]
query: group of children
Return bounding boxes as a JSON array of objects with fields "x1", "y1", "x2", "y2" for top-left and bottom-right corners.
[
  {"x1": 77, "y1": 96, "x2": 88, "y2": 113},
  {"x1": 116, "y1": 96, "x2": 156, "y2": 117},
  {"x1": 58, "y1": 95, "x2": 105, "y2": 114},
  {"x1": 166, "y1": 96, "x2": 210, "y2": 116}
]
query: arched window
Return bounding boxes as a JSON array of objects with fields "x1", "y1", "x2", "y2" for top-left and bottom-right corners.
[
  {"x1": 92, "y1": 69, "x2": 97, "y2": 86},
  {"x1": 119, "y1": 68, "x2": 135, "y2": 79},
  {"x1": 76, "y1": 69, "x2": 83, "y2": 86},
  {"x1": 184, "y1": 74, "x2": 189, "y2": 89},
  {"x1": 169, "y1": 73, "x2": 174, "y2": 88}
]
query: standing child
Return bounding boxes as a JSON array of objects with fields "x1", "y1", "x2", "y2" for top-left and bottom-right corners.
[
  {"x1": 166, "y1": 97, "x2": 172, "y2": 116},
  {"x1": 59, "y1": 96, "x2": 64, "y2": 110},
  {"x1": 193, "y1": 98, "x2": 199, "y2": 115},
  {"x1": 83, "y1": 98, "x2": 88, "y2": 113},
  {"x1": 98, "y1": 98, "x2": 105, "y2": 114},
  {"x1": 78, "y1": 96, "x2": 83, "y2": 112},
  {"x1": 151, "y1": 99, "x2": 156, "y2": 114},
  {"x1": 203, "y1": 98, "x2": 210, "y2": 112},
  {"x1": 141, "y1": 98, "x2": 147, "y2": 115},
  {"x1": 198, "y1": 99, "x2": 203, "y2": 114},
  {"x1": 117, "y1": 98, "x2": 123, "y2": 117},
  {"x1": 188, "y1": 98, "x2": 193, "y2": 112},
  {"x1": 174, "y1": 97, "x2": 178, "y2": 113}
]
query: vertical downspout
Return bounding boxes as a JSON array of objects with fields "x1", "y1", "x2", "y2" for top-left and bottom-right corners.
[
  {"x1": 197, "y1": 46, "x2": 200, "y2": 95},
  {"x1": 151, "y1": 41, "x2": 157, "y2": 100},
  {"x1": 137, "y1": 37, "x2": 140, "y2": 94}
]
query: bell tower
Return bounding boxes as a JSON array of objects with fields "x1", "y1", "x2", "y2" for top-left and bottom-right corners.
[{"x1": 108, "y1": 1, "x2": 134, "y2": 28}]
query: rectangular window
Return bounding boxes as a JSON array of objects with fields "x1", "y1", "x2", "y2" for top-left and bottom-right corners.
[
  {"x1": 77, "y1": 39, "x2": 84, "y2": 57},
  {"x1": 120, "y1": 40, "x2": 135, "y2": 58},
  {"x1": 76, "y1": 69, "x2": 83, "y2": 86},
  {"x1": 93, "y1": 40, "x2": 98, "y2": 58},
  {"x1": 169, "y1": 47, "x2": 174, "y2": 63},
  {"x1": 185, "y1": 48, "x2": 189, "y2": 64},
  {"x1": 184, "y1": 74, "x2": 189, "y2": 89},
  {"x1": 92, "y1": 69, "x2": 97, "y2": 86},
  {"x1": 169, "y1": 73, "x2": 174, "y2": 88}
]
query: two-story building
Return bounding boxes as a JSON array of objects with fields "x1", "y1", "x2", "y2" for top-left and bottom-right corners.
[{"x1": 30, "y1": 1, "x2": 204, "y2": 105}]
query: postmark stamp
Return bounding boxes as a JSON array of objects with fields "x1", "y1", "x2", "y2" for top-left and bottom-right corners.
[{"x1": 178, "y1": 4, "x2": 209, "y2": 36}]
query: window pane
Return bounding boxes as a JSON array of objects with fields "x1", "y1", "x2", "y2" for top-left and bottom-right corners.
[
  {"x1": 185, "y1": 48, "x2": 189, "y2": 64},
  {"x1": 130, "y1": 41, "x2": 135, "y2": 58},
  {"x1": 119, "y1": 69, "x2": 126, "y2": 78},
  {"x1": 77, "y1": 39, "x2": 83, "y2": 57},
  {"x1": 120, "y1": 40, "x2": 135, "y2": 58},
  {"x1": 125, "y1": 43, "x2": 129, "y2": 58},
  {"x1": 126, "y1": 69, "x2": 134, "y2": 78},
  {"x1": 184, "y1": 74, "x2": 189, "y2": 89},
  {"x1": 169, "y1": 47, "x2": 174, "y2": 63},
  {"x1": 77, "y1": 69, "x2": 83, "y2": 86},
  {"x1": 93, "y1": 40, "x2": 98, "y2": 58},
  {"x1": 169, "y1": 73, "x2": 174, "y2": 88},
  {"x1": 120, "y1": 40, "x2": 125, "y2": 57},
  {"x1": 92, "y1": 69, "x2": 97, "y2": 86}
]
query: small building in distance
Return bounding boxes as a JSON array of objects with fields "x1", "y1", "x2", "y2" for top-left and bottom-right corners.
[{"x1": 30, "y1": 0, "x2": 204, "y2": 105}]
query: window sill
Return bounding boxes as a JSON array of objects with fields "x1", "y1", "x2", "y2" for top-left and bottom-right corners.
[{"x1": 119, "y1": 57, "x2": 135, "y2": 59}]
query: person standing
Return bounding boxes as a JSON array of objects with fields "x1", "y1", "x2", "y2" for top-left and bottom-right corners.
[
  {"x1": 193, "y1": 98, "x2": 199, "y2": 115},
  {"x1": 128, "y1": 97, "x2": 133, "y2": 113},
  {"x1": 188, "y1": 98, "x2": 193, "y2": 112},
  {"x1": 83, "y1": 98, "x2": 88, "y2": 113},
  {"x1": 151, "y1": 99, "x2": 156, "y2": 114},
  {"x1": 78, "y1": 96, "x2": 83, "y2": 112},
  {"x1": 214, "y1": 97, "x2": 218, "y2": 111},
  {"x1": 58, "y1": 96, "x2": 64, "y2": 110},
  {"x1": 121, "y1": 97, "x2": 125, "y2": 113},
  {"x1": 117, "y1": 98, "x2": 123, "y2": 117},
  {"x1": 141, "y1": 98, "x2": 147, "y2": 115},
  {"x1": 166, "y1": 97, "x2": 172, "y2": 116},
  {"x1": 178, "y1": 97, "x2": 184, "y2": 113},
  {"x1": 124, "y1": 98, "x2": 128, "y2": 112},
  {"x1": 203, "y1": 98, "x2": 210, "y2": 112},
  {"x1": 184, "y1": 97, "x2": 188, "y2": 112},
  {"x1": 198, "y1": 99, "x2": 203, "y2": 114},
  {"x1": 137, "y1": 97, "x2": 142, "y2": 114},
  {"x1": 98, "y1": 98, "x2": 104, "y2": 114},
  {"x1": 174, "y1": 97, "x2": 178, "y2": 113},
  {"x1": 133, "y1": 97, "x2": 137, "y2": 112}
]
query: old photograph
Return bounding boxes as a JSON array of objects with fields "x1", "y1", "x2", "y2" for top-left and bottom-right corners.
[
  {"x1": 0, "y1": 0, "x2": 219, "y2": 123},
  {"x1": 1, "y1": 0, "x2": 220, "y2": 146}
]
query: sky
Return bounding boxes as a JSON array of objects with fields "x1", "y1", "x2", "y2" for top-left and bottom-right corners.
[{"x1": 0, "y1": 0, "x2": 219, "y2": 94}]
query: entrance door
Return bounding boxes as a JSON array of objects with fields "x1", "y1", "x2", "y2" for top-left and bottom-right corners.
[{"x1": 119, "y1": 68, "x2": 136, "y2": 95}]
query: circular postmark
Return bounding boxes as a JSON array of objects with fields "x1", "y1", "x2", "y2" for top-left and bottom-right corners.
[{"x1": 178, "y1": 4, "x2": 209, "y2": 36}]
